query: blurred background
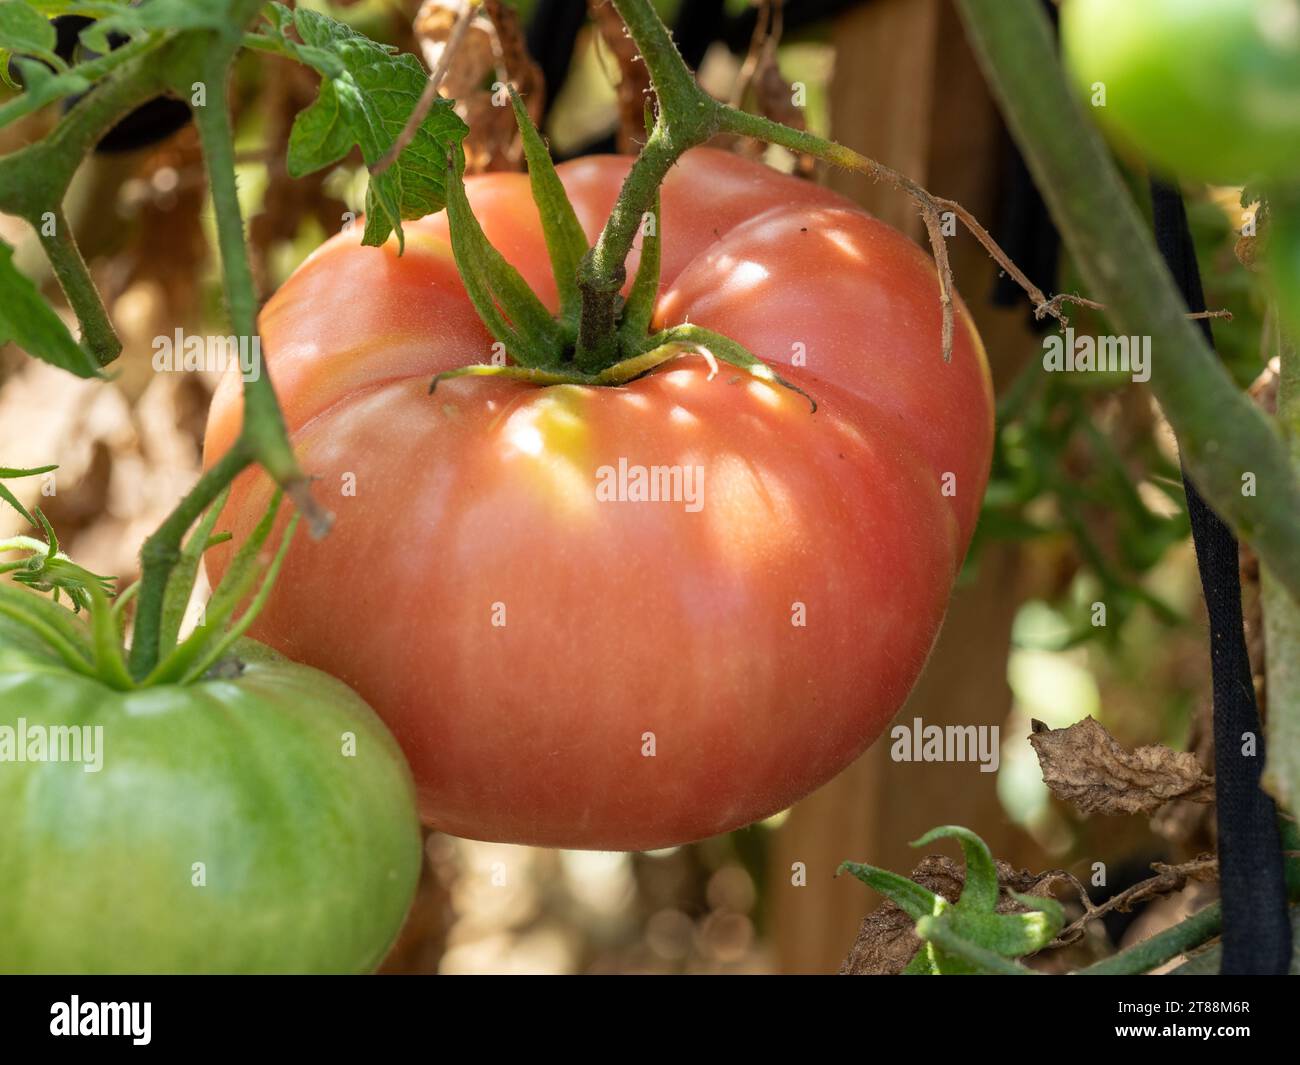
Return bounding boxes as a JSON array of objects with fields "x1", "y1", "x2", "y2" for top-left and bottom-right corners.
[{"x1": 0, "y1": 0, "x2": 1256, "y2": 973}]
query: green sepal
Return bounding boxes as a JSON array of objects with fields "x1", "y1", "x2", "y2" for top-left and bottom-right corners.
[
  {"x1": 619, "y1": 189, "x2": 661, "y2": 345},
  {"x1": 444, "y1": 144, "x2": 565, "y2": 365},
  {"x1": 428, "y1": 340, "x2": 692, "y2": 393},
  {"x1": 915, "y1": 915, "x2": 1039, "y2": 976},
  {"x1": 641, "y1": 323, "x2": 817, "y2": 411},
  {"x1": 83, "y1": 570, "x2": 132, "y2": 690},
  {"x1": 177, "y1": 511, "x2": 299, "y2": 684},
  {"x1": 836, "y1": 860, "x2": 943, "y2": 922},
  {"x1": 912, "y1": 825, "x2": 999, "y2": 913},
  {"x1": 508, "y1": 84, "x2": 588, "y2": 333},
  {"x1": 156, "y1": 485, "x2": 231, "y2": 660},
  {"x1": 144, "y1": 490, "x2": 284, "y2": 686}
]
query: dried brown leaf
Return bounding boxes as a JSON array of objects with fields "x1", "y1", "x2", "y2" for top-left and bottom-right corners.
[
  {"x1": 1029, "y1": 717, "x2": 1214, "y2": 816},
  {"x1": 414, "y1": 0, "x2": 545, "y2": 173},
  {"x1": 589, "y1": 0, "x2": 653, "y2": 153}
]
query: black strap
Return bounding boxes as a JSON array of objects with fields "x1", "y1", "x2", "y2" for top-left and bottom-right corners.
[{"x1": 1150, "y1": 180, "x2": 1291, "y2": 973}]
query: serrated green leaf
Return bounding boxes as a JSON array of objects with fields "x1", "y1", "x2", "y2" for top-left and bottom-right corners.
[
  {"x1": 272, "y1": 6, "x2": 467, "y2": 250},
  {"x1": 0, "y1": 240, "x2": 101, "y2": 378}
]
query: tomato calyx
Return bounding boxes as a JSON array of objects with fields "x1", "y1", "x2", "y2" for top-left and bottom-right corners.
[
  {"x1": 430, "y1": 322, "x2": 816, "y2": 411},
  {"x1": 0, "y1": 469, "x2": 296, "y2": 692},
  {"x1": 436, "y1": 86, "x2": 815, "y2": 410}
]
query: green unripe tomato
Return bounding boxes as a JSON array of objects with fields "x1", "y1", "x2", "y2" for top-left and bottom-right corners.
[
  {"x1": 0, "y1": 619, "x2": 421, "y2": 974},
  {"x1": 1062, "y1": 0, "x2": 1300, "y2": 184}
]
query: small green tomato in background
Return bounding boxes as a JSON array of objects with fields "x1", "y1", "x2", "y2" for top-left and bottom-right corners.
[
  {"x1": 0, "y1": 484, "x2": 422, "y2": 975},
  {"x1": 0, "y1": 624, "x2": 422, "y2": 974},
  {"x1": 1062, "y1": 0, "x2": 1300, "y2": 184}
]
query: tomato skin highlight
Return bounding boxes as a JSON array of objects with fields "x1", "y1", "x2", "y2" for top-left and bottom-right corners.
[
  {"x1": 1062, "y1": 0, "x2": 1300, "y2": 185},
  {"x1": 205, "y1": 149, "x2": 994, "y2": 850},
  {"x1": 0, "y1": 622, "x2": 421, "y2": 974}
]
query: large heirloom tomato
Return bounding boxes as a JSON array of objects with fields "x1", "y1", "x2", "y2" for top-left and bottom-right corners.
[{"x1": 205, "y1": 148, "x2": 994, "y2": 851}]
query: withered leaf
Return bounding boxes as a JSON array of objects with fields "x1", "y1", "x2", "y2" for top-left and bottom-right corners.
[
  {"x1": 1029, "y1": 717, "x2": 1214, "y2": 816},
  {"x1": 414, "y1": 0, "x2": 544, "y2": 174}
]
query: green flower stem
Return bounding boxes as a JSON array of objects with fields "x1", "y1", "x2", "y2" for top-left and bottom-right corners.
[
  {"x1": 954, "y1": 0, "x2": 1300, "y2": 607},
  {"x1": 187, "y1": 47, "x2": 308, "y2": 499},
  {"x1": 34, "y1": 207, "x2": 119, "y2": 366},
  {"x1": 1073, "y1": 903, "x2": 1223, "y2": 976}
]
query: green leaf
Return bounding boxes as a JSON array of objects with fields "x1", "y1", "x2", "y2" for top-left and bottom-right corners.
[
  {"x1": 268, "y1": 5, "x2": 468, "y2": 250},
  {"x1": 0, "y1": 0, "x2": 60, "y2": 70},
  {"x1": 0, "y1": 240, "x2": 101, "y2": 378}
]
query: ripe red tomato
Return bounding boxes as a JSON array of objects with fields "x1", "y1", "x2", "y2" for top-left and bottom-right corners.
[{"x1": 204, "y1": 148, "x2": 993, "y2": 851}]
